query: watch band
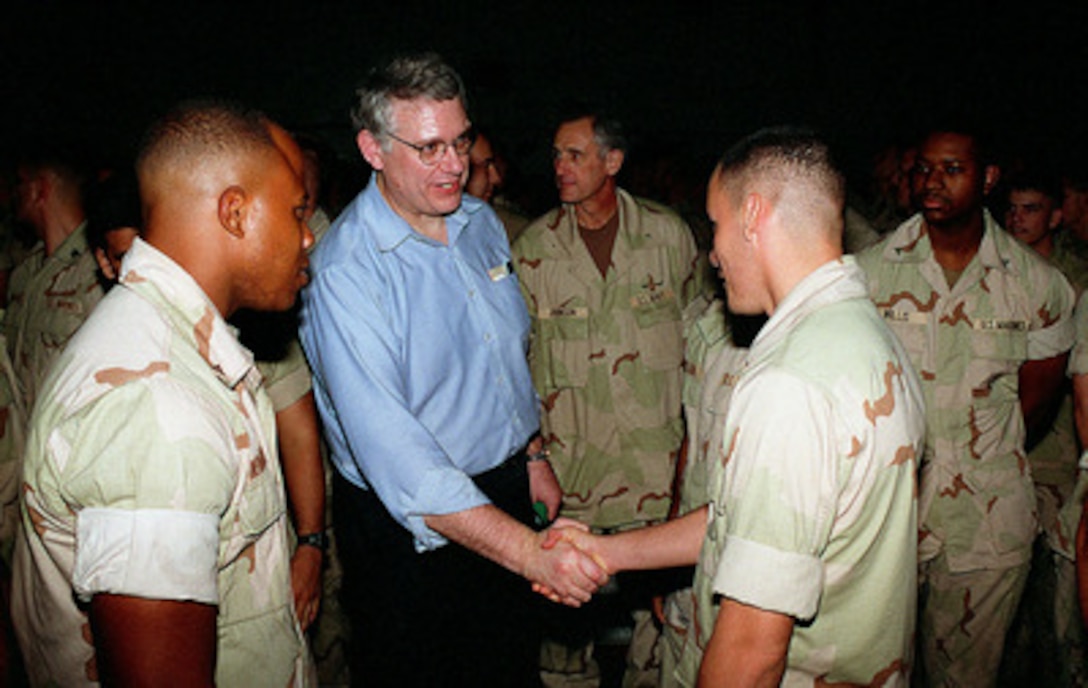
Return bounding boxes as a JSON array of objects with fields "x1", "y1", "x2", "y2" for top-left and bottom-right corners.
[{"x1": 297, "y1": 531, "x2": 329, "y2": 552}]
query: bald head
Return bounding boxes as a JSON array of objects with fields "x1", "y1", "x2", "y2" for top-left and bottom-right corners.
[{"x1": 714, "y1": 126, "x2": 845, "y2": 244}]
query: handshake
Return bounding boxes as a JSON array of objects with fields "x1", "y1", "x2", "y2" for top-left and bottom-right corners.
[{"x1": 524, "y1": 518, "x2": 613, "y2": 608}]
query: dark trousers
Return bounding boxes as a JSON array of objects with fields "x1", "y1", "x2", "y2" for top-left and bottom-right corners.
[{"x1": 334, "y1": 455, "x2": 542, "y2": 688}]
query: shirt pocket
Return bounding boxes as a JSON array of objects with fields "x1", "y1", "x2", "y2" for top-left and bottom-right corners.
[
  {"x1": 234, "y1": 447, "x2": 285, "y2": 541},
  {"x1": 632, "y1": 291, "x2": 683, "y2": 371},
  {"x1": 540, "y1": 307, "x2": 591, "y2": 389},
  {"x1": 966, "y1": 325, "x2": 1028, "y2": 409}
]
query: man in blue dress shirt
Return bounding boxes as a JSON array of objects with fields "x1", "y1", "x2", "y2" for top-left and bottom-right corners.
[{"x1": 300, "y1": 52, "x2": 607, "y2": 688}]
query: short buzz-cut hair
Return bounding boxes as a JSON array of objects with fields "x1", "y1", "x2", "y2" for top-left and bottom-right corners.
[
  {"x1": 350, "y1": 52, "x2": 468, "y2": 139},
  {"x1": 714, "y1": 125, "x2": 845, "y2": 210},
  {"x1": 135, "y1": 99, "x2": 275, "y2": 186}
]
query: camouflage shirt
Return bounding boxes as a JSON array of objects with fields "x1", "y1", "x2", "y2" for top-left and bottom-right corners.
[
  {"x1": 513, "y1": 188, "x2": 705, "y2": 529},
  {"x1": 12, "y1": 238, "x2": 312, "y2": 687},
  {"x1": 677, "y1": 296, "x2": 748, "y2": 516},
  {"x1": 857, "y1": 212, "x2": 1076, "y2": 571},
  {"x1": 678, "y1": 257, "x2": 925, "y2": 686},
  {"x1": 2, "y1": 223, "x2": 104, "y2": 419}
]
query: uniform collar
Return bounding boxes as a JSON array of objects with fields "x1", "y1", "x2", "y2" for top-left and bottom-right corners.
[{"x1": 119, "y1": 237, "x2": 260, "y2": 393}]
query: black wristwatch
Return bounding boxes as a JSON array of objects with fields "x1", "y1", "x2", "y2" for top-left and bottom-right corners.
[{"x1": 297, "y1": 531, "x2": 329, "y2": 552}]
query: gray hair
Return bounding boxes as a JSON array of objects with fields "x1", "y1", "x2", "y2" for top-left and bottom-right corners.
[{"x1": 350, "y1": 52, "x2": 468, "y2": 139}]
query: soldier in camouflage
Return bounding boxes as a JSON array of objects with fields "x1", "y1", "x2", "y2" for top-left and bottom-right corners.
[
  {"x1": 11, "y1": 101, "x2": 316, "y2": 686},
  {"x1": 513, "y1": 109, "x2": 705, "y2": 687},
  {"x1": 539, "y1": 126, "x2": 925, "y2": 686},
  {"x1": 658, "y1": 294, "x2": 752, "y2": 688},
  {"x1": 857, "y1": 127, "x2": 1076, "y2": 687},
  {"x1": 1001, "y1": 167, "x2": 1088, "y2": 686},
  {"x1": 0, "y1": 150, "x2": 104, "y2": 563}
]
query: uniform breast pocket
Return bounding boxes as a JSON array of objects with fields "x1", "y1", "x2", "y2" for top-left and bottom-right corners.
[
  {"x1": 234, "y1": 449, "x2": 285, "y2": 540},
  {"x1": 885, "y1": 319, "x2": 927, "y2": 365},
  {"x1": 541, "y1": 311, "x2": 591, "y2": 389},
  {"x1": 633, "y1": 295, "x2": 683, "y2": 371},
  {"x1": 967, "y1": 326, "x2": 1028, "y2": 409}
]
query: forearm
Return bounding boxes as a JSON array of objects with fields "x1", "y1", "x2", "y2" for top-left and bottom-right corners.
[
  {"x1": 697, "y1": 597, "x2": 792, "y2": 688},
  {"x1": 425, "y1": 504, "x2": 536, "y2": 576},
  {"x1": 277, "y1": 392, "x2": 325, "y2": 535},
  {"x1": 1020, "y1": 353, "x2": 1069, "y2": 451},
  {"x1": 90, "y1": 594, "x2": 217, "y2": 687},
  {"x1": 600, "y1": 507, "x2": 707, "y2": 572}
]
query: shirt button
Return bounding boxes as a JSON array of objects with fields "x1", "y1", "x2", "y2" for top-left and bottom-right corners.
[{"x1": 484, "y1": 333, "x2": 492, "y2": 342}]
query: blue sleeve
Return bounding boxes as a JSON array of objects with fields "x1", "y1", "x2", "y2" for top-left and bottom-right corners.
[{"x1": 300, "y1": 259, "x2": 490, "y2": 551}]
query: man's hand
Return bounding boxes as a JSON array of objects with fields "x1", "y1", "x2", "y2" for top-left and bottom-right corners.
[
  {"x1": 290, "y1": 545, "x2": 323, "y2": 631},
  {"x1": 523, "y1": 524, "x2": 608, "y2": 607},
  {"x1": 531, "y1": 520, "x2": 610, "y2": 604},
  {"x1": 527, "y1": 459, "x2": 563, "y2": 521}
]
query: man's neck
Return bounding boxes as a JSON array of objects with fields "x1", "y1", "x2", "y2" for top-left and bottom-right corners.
[
  {"x1": 40, "y1": 210, "x2": 84, "y2": 257},
  {"x1": 925, "y1": 213, "x2": 985, "y2": 272},
  {"x1": 377, "y1": 174, "x2": 449, "y2": 244},
  {"x1": 1033, "y1": 234, "x2": 1056, "y2": 259},
  {"x1": 574, "y1": 184, "x2": 619, "y2": 230}
]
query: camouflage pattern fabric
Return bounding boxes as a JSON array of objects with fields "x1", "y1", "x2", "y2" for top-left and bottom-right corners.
[
  {"x1": 677, "y1": 258, "x2": 925, "y2": 687},
  {"x1": 0, "y1": 225, "x2": 103, "y2": 562},
  {"x1": 2, "y1": 223, "x2": 104, "y2": 419},
  {"x1": 0, "y1": 337, "x2": 22, "y2": 566},
  {"x1": 660, "y1": 295, "x2": 747, "y2": 688},
  {"x1": 513, "y1": 188, "x2": 705, "y2": 530},
  {"x1": 857, "y1": 212, "x2": 1075, "y2": 570},
  {"x1": 10, "y1": 238, "x2": 312, "y2": 687},
  {"x1": 857, "y1": 212, "x2": 1076, "y2": 687}
]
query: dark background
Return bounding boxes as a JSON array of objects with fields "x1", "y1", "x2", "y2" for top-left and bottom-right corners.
[{"x1": 3, "y1": 1, "x2": 1087, "y2": 215}]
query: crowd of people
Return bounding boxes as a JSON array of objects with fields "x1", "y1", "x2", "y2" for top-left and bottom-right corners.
[{"x1": 0, "y1": 50, "x2": 1087, "y2": 687}]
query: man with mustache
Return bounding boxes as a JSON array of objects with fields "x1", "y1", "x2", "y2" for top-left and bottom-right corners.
[{"x1": 857, "y1": 125, "x2": 1076, "y2": 687}]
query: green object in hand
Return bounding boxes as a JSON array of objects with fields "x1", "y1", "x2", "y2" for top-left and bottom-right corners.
[{"x1": 533, "y1": 501, "x2": 549, "y2": 527}]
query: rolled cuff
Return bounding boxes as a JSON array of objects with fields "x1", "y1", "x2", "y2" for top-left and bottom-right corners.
[
  {"x1": 73, "y1": 507, "x2": 220, "y2": 604},
  {"x1": 406, "y1": 465, "x2": 492, "y2": 552},
  {"x1": 1029, "y1": 318, "x2": 1074, "y2": 361},
  {"x1": 712, "y1": 534, "x2": 823, "y2": 621}
]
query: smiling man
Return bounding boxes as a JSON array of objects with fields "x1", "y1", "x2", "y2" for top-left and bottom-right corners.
[
  {"x1": 858, "y1": 126, "x2": 1076, "y2": 687},
  {"x1": 299, "y1": 53, "x2": 606, "y2": 688}
]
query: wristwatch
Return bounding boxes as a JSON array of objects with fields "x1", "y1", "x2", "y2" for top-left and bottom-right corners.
[
  {"x1": 526, "y1": 447, "x2": 550, "y2": 463},
  {"x1": 297, "y1": 531, "x2": 329, "y2": 552}
]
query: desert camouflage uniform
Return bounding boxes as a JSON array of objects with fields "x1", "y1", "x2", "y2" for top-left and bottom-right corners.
[
  {"x1": 660, "y1": 295, "x2": 748, "y2": 688},
  {"x1": 677, "y1": 257, "x2": 925, "y2": 687},
  {"x1": 0, "y1": 337, "x2": 23, "y2": 566},
  {"x1": 2, "y1": 222, "x2": 104, "y2": 418},
  {"x1": 10, "y1": 238, "x2": 312, "y2": 687},
  {"x1": 857, "y1": 212, "x2": 1076, "y2": 687},
  {"x1": 257, "y1": 338, "x2": 350, "y2": 687},
  {"x1": 1003, "y1": 241, "x2": 1088, "y2": 687},
  {"x1": 514, "y1": 188, "x2": 704, "y2": 687}
]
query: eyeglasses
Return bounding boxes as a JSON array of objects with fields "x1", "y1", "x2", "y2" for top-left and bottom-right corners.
[{"x1": 386, "y1": 129, "x2": 476, "y2": 166}]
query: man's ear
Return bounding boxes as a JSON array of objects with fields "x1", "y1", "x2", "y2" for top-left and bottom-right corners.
[
  {"x1": 357, "y1": 130, "x2": 386, "y2": 171},
  {"x1": 1050, "y1": 208, "x2": 1064, "y2": 232},
  {"x1": 218, "y1": 186, "x2": 247, "y2": 239},
  {"x1": 742, "y1": 192, "x2": 764, "y2": 243},
  {"x1": 604, "y1": 148, "x2": 624, "y2": 177}
]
